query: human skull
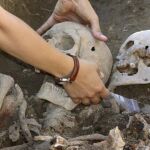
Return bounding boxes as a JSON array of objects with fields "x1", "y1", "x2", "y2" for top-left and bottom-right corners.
[
  {"x1": 109, "y1": 30, "x2": 150, "y2": 91},
  {"x1": 37, "y1": 22, "x2": 113, "y2": 110}
]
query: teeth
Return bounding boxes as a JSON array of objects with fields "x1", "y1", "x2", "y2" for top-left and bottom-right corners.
[
  {"x1": 117, "y1": 60, "x2": 128, "y2": 69},
  {"x1": 130, "y1": 63, "x2": 136, "y2": 68}
]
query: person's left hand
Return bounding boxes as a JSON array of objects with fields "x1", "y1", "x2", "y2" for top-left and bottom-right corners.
[{"x1": 37, "y1": 0, "x2": 107, "y2": 41}]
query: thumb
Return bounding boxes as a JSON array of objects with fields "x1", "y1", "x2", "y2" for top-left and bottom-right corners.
[{"x1": 90, "y1": 18, "x2": 108, "y2": 42}]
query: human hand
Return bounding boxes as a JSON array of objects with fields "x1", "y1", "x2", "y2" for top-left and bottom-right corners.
[
  {"x1": 37, "y1": 0, "x2": 107, "y2": 41},
  {"x1": 64, "y1": 59, "x2": 109, "y2": 105}
]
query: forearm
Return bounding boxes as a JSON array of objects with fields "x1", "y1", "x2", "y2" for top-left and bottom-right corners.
[{"x1": 0, "y1": 7, "x2": 73, "y2": 77}]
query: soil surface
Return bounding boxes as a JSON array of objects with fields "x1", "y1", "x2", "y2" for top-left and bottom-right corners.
[{"x1": 0, "y1": 0, "x2": 150, "y2": 149}]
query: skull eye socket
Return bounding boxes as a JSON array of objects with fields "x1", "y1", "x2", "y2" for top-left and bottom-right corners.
[
  {"x1": 55, "y1": 35, "x2": 75, "y2": 51},
  {"x1": 125, "y1": 40, "x2": 134, "y2": 49}
]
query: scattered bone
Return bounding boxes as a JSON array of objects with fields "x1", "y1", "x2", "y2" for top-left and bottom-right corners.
[
  {"x1": 26, "y1": 118, "x2": 41, "y2": 128},
  {"x1": 32, "y1": 141, "x2": 50, "y2": 150},
  {"x1": 0, "y1": 84, "x2": 26, "y2": 128},
  {"x1": 126, "y1": 116, "x2": 134, "y2": 129},
  {"x1": 37, "y1": 21, "x2": 113, "y2": 110},
  {"x1": 42, "y1": 104, "x2": 75, "y2": 133},
  {"x1": 26, "y1": 118, "x2": 42, "y2": 135},
  {"x1": 52, "y1": 136, "x2": 68, "y2": 150},
  {"x1": 107, "y1": 126, "x2": 125, "y2": 150},
  {"x1": 78, "y1": 105, "x2": 104, "y2": 125},
  {"x1": 69, "y1": 134, "x2": 107, "y2": 142},
  {"x1": 135, "y1": 140, "x2": 150, "y2": 150},
  {"x1": 34, "y1": 136, "x2": 87, "y2": 150},
  {"x1": 15, "y1": 84, "x2": 26, "y2": 106},
  {"x1": 0, "y1": 95, "x2": 16, "y2": 127},
  {"x1": 135, "y1": 114, "x2": 150, "y2": 139},
  {"x1": 19, "y1": 99, "x2": 32, "y2": 142},
  {"x1": 0, "y1": 143, "x2": 30, "y2": 150},
  {"x1": 0, "y1": 74, "x2": 14, "y2": 109},
  {"x1": 15, "y1": 84, "x2": 40, "y2": 140},
  {"x1": 34, "y1": 135, "x2": 53, "y2": 141},
  {"x1": 37, "y1": 82, "x2": 77, "y2": 110},
  {"x1": 94, "y1": 127, "x2": 125, "y2": 150},
  {"x1": 67, "y1": 145, "x2": 99, "y2": 150},
  {"x1": 9, "y1": 122, "x2": 20, "y2": 142},
  {"x1": 67, "y1": 141, "x2": 87, "y2": 147}
]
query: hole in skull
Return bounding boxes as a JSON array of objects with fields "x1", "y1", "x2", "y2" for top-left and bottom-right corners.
[
  {"x1": 91, "y1": 47, "x2": 96, "y2": 51},
  {"x1": 55, "y1": 35, "x2": 75, "y2": 51},
  {"x1": 125, "y1": 40, "x2": 134, "y2": 49},
  {"x1": 145, "y1": 45, "x2": 149, "y2": 50}
]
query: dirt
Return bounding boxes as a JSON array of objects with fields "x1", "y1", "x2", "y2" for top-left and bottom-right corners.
[{"x1": 0, "y1": 0, "x2": 150, "y2": 149}]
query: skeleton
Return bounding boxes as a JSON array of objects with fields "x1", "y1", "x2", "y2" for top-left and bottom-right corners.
[
  {"x1": 109, "y1": 30, "x2": 150, "y2": 91},
  {"x1": 94, "y1": 127, "x2": 125, "y2": 150},
  {"x1": 0, "y1": 74, "x2": 41, "y2": 144},
  {"x1": 37, "y1": 21, "x2": 113, "y2": 110}
]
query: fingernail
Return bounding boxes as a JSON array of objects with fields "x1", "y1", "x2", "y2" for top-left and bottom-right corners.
[
  {"x1": 100, "y1": 34, "x2": 108, "y2": 41},
  {"x1": 94, "y1": 32, "x2": 108, "y2": 41},
  {"x1": 98, "y1": 33, "x2": 108, "y2": 41}
]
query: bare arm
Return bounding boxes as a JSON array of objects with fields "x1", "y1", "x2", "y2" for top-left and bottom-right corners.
[
  {"x1": 0, "y1": 6, "x2": 108, "y2": 105},
  {"x1": 0, "y1": 6, "x2": 73, "y2": 78}
]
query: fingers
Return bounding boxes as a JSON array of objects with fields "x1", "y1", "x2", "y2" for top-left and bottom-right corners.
[
  {"x1": 90, "y1": 96, "x2": 101, "y2": 104},
  {"x1": 99, "y1": 86, "x2": 110, "y2": 98},
  {"x1": 90, "y1": 17, "x2": 108, "y2": 42},
  {"x1": 72, "y1": 98, "x2": 81, "y2": 104},
  {"x1": 72, "y1": 97, "x2": 100, "y2": 105},
  {"x1": 37, "y1": 14, "x2": 56, "y2": 35}
]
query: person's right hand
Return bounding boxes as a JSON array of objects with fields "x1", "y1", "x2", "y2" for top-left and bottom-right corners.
[{"x1": 64, "y1": 59, "x2": 109, "y2": 105}]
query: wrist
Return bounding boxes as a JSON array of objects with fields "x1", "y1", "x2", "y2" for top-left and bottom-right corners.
[
  {"x1": 55, "y1": 54, "x2": 80, "y2": 85},
  {"x1": 54, "y1": 53, "x2": 74, "y2": 78}
]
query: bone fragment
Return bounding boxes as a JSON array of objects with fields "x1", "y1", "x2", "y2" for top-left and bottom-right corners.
[
  {"x1": 126, "y1": 116, "x2": 134, "y2": 129},
  {"x1": 135, "y1": 114, "x2": 150, "y2": 138},
  {"x1": 19, "y1": 99, "x2": 32, "y2": 142},
  {"x1": 15, "y1": 84, "x2": 25, "y2": 106},
  {"x1": 0, "y1": 74, "x2": 14, "y2": 109},
  {"x1": 9, "y1": 122, "x2": 20, "y2": 142},
  {"x1": 37, "y1": 82, "x2": 77, "y2": 110},
  {"x1": 94, "y1": 127, "x2": 125, "y2": 150},
  {"x1": 50, "y1": 136, "x2": 68, "y2": 150},
  {"x1": 0, "y1": 144, "x2": 29, "y2": 150},
  {"x1": 0, "y1": 95, "x2": 16, "y2": 119},
  {"x1": 42, "y1": 104, "x2": 75, "y2": 133},
  {"x1": 34, "y1": 135, "x2": 53, "y2": 141},
  {"x1": 69, "y1": 134, "x2": 107, "y2": 142}
]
